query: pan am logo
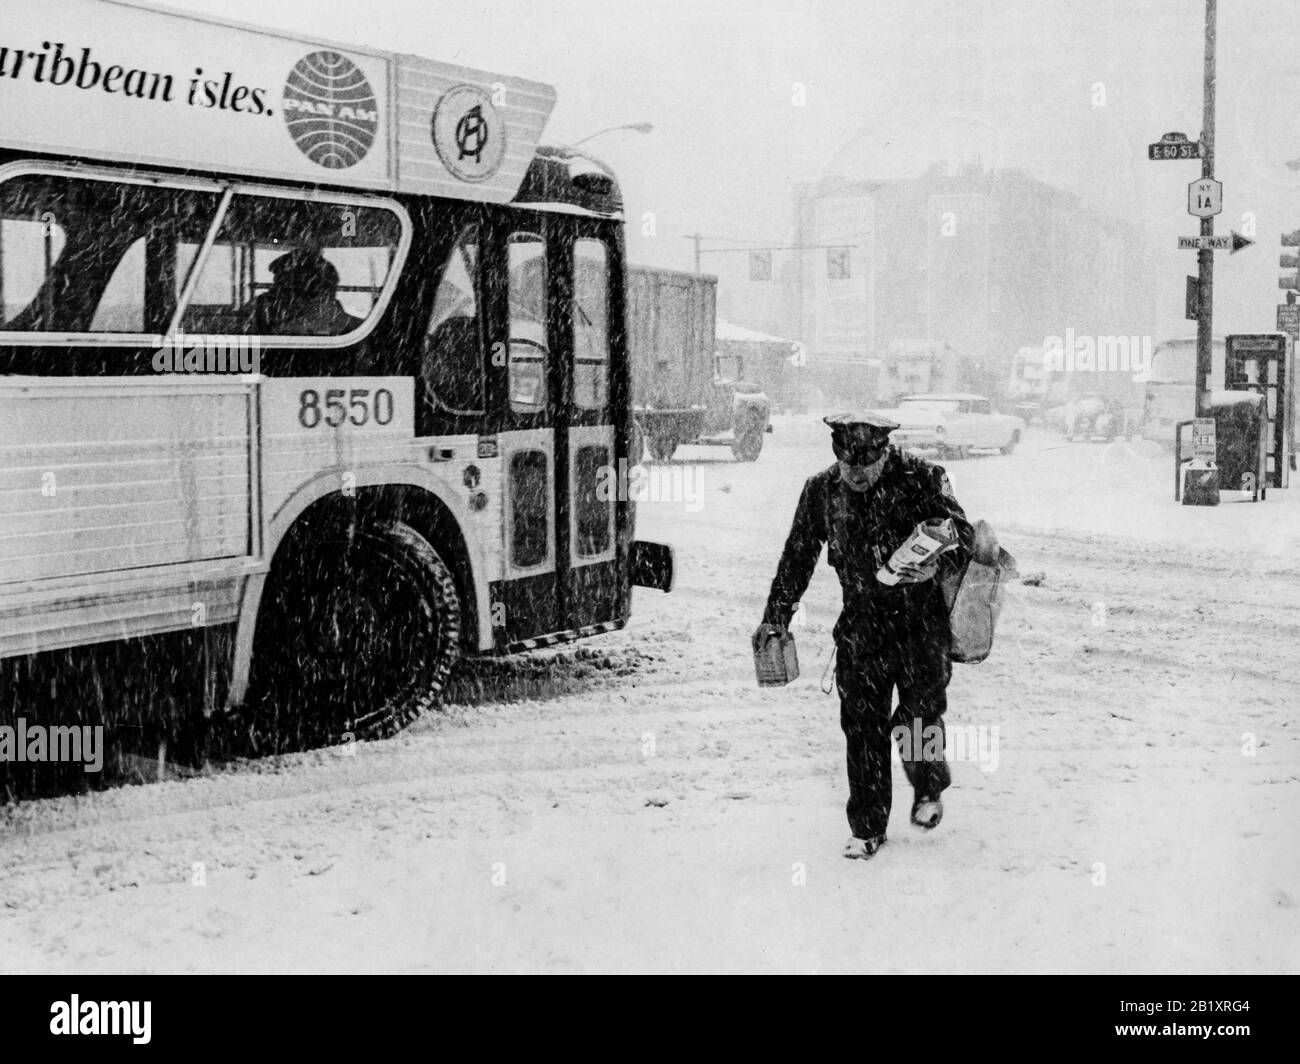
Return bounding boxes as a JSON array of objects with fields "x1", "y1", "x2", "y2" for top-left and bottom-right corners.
[
  {"x1": 432, "y1": 85, "x2": 508, "y2": 183},
  {"x1": 283, "y1": 51, "x2": 379, "y2": 169}
]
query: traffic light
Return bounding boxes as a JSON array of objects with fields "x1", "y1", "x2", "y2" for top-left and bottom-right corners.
[{"x1": 1280, "y1": 230, "x2": 1300, "y2": 297}]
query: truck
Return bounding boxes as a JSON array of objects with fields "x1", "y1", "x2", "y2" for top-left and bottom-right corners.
[
  {"x1": 715, "y1": 320, "x2": 808, "y2": 413},
  {"x1": 1006, "y1": 345, "x2": 1050, "y2": 422},
  {"x1": 627, "y1": 266, "x2": 771, "y2": 462}
]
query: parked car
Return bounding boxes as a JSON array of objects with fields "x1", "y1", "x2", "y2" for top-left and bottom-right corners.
[
  {"x1": 1063, "y1": 394, "x2": 1130, "y2": 441},
  {"x1": 1044, "y1": 375, "x2": 1145, "y2": 442},
  {"x1": 880, "y1": 393, "x2": 1025, "y2": 459}
]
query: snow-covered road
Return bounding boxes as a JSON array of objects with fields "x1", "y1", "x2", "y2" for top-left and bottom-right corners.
[{"x1": 2, "y1": 417, "x2": 1298, "y2": 972}]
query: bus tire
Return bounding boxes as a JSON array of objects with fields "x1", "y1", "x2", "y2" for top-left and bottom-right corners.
[{"x1": 248, "y1": 519, "x2": 460, "y2": 749}]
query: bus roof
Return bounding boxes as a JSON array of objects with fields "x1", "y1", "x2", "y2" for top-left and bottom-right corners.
[{"x1": 1, "y1": 0, "x2": 559, "y2": 206}]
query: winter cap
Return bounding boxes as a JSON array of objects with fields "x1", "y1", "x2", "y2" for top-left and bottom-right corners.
[
  {"x1": 268, "y1": 249, "x2": 340, "y2": 292},
  {"x1": 822, "y1": 411, "x2": 900, "y2": 434}
]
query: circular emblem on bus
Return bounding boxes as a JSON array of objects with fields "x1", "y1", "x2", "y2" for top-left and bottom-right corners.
[
  {"x1": 432, "y1": 85, "x2": 508, "y2": 183},
  {"x1": 283, "y1": 51, "x2": 379, "y2": 170}
]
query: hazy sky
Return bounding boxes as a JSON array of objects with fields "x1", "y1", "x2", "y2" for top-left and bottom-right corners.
[{"x1": 164, "y1": 0, "x2": 1300, "y2": 339}]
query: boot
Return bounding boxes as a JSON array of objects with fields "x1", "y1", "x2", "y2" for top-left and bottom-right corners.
[
  {"x1": 910, "y1": 795, "x2": 943, "y2": 830},
  {"x1": 843, "y1": 834, "x2": 887, "y2": 860}
]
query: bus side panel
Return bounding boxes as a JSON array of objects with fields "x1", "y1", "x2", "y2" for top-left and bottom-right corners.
[
  {"x1": 566, "y1": 560, "x2": 621, "y2": 630},
  {"x1": 257, "y1": 377, "x2": 416, "y2": 527},
  {"x1": 0, "y1": 379, "x2": 254, "y2": 586},
  {"x1": 0, "y1": 574, "x2": 245, "y2": 659},
  {"x1": 489, "y1": 574, "x2": 559, "y2": 646}
]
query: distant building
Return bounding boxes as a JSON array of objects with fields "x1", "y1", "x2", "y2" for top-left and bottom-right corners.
[{"x1": 713, "y1": 161, "x2": 1155, "y2": 407}]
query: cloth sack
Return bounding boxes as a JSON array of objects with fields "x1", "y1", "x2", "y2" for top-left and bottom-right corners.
[{"x1": 940, "y1": 519, "x2": 1017, "y2": 664}]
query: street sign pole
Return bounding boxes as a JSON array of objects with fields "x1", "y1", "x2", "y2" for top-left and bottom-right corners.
[{"x1": 1196, "y1": 0, "x2": 1216, "y2": 417}]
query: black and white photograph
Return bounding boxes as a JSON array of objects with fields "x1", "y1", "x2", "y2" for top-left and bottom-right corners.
[{"x1": 0, "y1": 0, "x2": 1294, "y2": 1015}]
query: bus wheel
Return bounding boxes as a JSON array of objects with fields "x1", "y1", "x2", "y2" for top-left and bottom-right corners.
[
  {"x1": 648, "y1": 434, "x2": 677, "y2": 462},
  {"x1": 732, "y1": 428, "x2": 764, "y2": 462},
  {"x1": 249, "y1": 520, "x2": 460, "y2": 749}
]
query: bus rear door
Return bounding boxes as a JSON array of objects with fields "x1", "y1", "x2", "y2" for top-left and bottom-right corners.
[{"x1": 495, "y1": 214, "x2": 624, "y2": 647}]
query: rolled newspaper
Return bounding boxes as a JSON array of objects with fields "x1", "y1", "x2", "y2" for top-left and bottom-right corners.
[{"x1": 877, "y1": 518, "x2": 959, "y2": 585}]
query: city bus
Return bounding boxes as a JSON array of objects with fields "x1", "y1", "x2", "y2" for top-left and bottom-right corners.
[{"x1": 0, "y1": 0, "x2": 672, "y2": 745}]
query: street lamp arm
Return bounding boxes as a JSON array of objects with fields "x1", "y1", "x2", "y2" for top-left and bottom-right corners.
[{"x1": 572, "y1": 122, "x2": 654, "y2": 147}]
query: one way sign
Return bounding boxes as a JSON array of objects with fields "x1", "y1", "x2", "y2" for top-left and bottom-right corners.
[{"x1": 1177, "y1": 231, "x2": 1255, "y2": 254}]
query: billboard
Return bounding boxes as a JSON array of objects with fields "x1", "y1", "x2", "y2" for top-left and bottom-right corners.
[{"x1": 0, "y1": 0, "x2": 558, "y2": 202}]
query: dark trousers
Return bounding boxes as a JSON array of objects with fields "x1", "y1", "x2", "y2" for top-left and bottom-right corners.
[{"x1": 835, "y1": 618, "x2": 952, "y2": 839}]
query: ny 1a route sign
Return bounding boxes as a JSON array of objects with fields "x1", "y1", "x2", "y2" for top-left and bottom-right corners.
[{"x1": 1188, "y1": 177, "x2": 1223, "y2": 218}]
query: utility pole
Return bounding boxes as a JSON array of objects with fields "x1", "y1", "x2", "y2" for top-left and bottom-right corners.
[
  {"x1": 688, "y1": 232, "x2": 702, "y2": 275},
  {"x1": 1196, "y1": 0, "x2": 1216, "y2": 416},
  {"x1": 795, "y1": 190, "x2": 806, "y2": 348}
]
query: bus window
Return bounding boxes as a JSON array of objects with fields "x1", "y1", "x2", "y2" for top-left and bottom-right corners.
[
  {"x1": 425, "y1": 225, "x2": 484, "y2": 414},
  {"x1": 573, "y1": 238, "x2": 609, "y2": 410},
  {"x1": 180, "y1": 240, "x2": 235, "y2": 308},
  {"x1": 0, "y1": 171, "x2": 220, "y2": 334},
  {"x1": 89, "y1": 238, "x2": 146, "y2": 333},
  {"x1": 573, "y1": 444, "x2": 613, "y2": 557},
  {"x1": 510, "y1": 450, "x2": 550, "y2": 567},
  {"x1": 508, "y1": 231, "x2": 547, "y2": 414},
  {"x1": 1, "y1": 216, "x2": 66, "y2": 324},
  {"x1": 181, "y1": 194, "x2": 403, "y2": 339},
  {"x1": 715, "y1": 353, "x2": 742, "y2": 384}
]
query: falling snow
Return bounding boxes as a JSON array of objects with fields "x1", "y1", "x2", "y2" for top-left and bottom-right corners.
[{"x1": 2, "y1": 418, "x2": 1296, "y2": 973}]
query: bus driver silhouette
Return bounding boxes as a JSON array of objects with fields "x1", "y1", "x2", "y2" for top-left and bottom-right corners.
[{"x1": 251, "y1": 249, "x2": 363, "y2": 337}]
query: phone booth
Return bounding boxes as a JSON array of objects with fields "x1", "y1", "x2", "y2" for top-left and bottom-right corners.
[{"x1": 1225, "y1": 333, "x2": 1293, "y2": 489}]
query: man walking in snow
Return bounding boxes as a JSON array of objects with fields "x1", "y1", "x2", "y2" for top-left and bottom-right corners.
[{"x1": 755, "y1": 413, "x2": 973, "y2": 860}]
